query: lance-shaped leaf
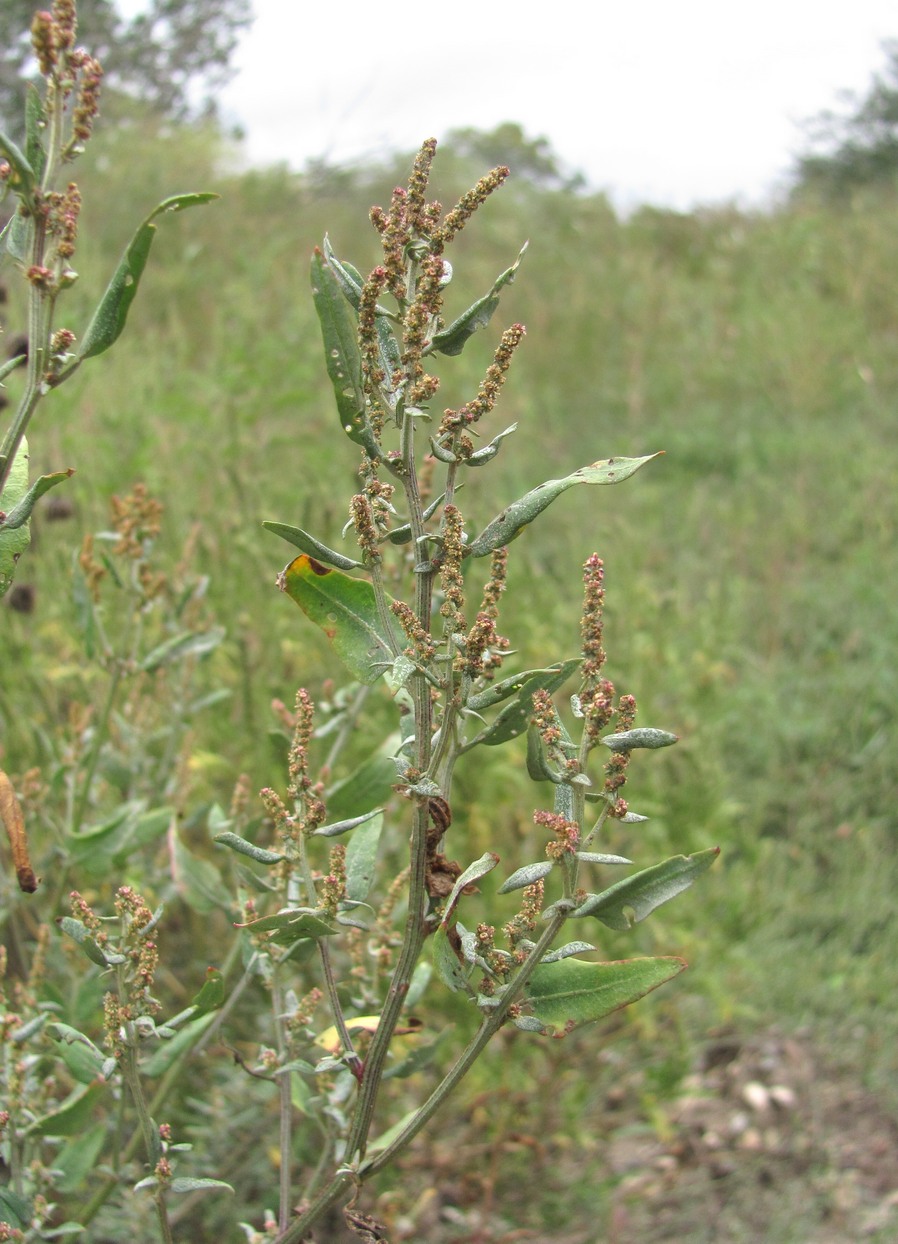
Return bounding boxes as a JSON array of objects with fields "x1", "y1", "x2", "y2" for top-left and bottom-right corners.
[
  {"x1": 498, "y1": 860, "x2": 554, "y2": 893},
  {"x1": 235, "y1": 908, "x2": 339, "y2": 943},
  {"x1": 466, "y1": 454, "x2": 662, "y2": 558},
  {"x1": 140, "y1": 626, "x2": 225, "y2": 673},
  {"x1": 262, "y1": 520, "x2": 363, "y2": 570},
  {"x1": 439, "y1": 852, "x2": 500, "y2": 926},
  {"x1": 311, "y1": 247, "x2": 381, "y2": 459},
  {"x1": 79, "y1": 193, "x2": 218, "y2": 360},
  {"x1": 602, "y1": 728, "x2": 679, "y2": 751},
  {"x1": 0, "y1": 440, "x2": 31, "y2": 599},
  {"x1": 524, "y1": 955, "x2": 687, "y2": 1032},
  {"x1": 277, "y1": 554, "x2": 403, "y2": 684},
  {"x1": 344, "y1": 811, "x2": 384, "y2": 902},
  {"x1": 462, "y1": 659, "x2": 581, "y2": 750},
  {"x1": 213, "y1": 831, "x2": 285, "y2": 864},
  {"x1": 430, "y1": 242, "x2": 528, "y2": 357},
  {"x1": 0, "y1": 130, "x2": 37, "y2": 201},
  {"x1": 573, "y1": 847, "x2": 720, "y2": 929}
]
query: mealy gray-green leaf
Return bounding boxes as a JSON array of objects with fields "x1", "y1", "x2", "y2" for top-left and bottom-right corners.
[
  {"x1": 573, "y1": 848, "x2": 720, "y2": 929},
  {"x1": 466, "y1": 454, "x2": 662, "y2": 558}
]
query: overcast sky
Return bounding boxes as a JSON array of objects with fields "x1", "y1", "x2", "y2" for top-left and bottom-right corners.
[{"x1": 216, "y1": 0, "x2": 895, "y2": 211}]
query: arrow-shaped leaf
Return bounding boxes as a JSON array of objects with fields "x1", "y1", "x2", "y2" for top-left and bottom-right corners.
[{"x1": 466, "y1": 454, "x2": 662, "y2": 558}]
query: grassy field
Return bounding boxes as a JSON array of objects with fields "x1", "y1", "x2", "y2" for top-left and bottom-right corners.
[{"x1": 2, "y1": 119, "x2": 897, "y2": 1240}]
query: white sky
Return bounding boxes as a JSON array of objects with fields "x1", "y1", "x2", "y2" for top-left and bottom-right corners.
[{"x1": 215, "y1": 0, "x2": 897, "y2": 211}]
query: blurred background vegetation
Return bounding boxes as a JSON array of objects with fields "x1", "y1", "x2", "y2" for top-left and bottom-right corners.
[{"x1": 2, "y1": 6, "x2": 897, "y2": 1239}]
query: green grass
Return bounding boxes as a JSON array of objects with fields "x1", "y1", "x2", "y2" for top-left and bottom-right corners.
[{"x1": 2, "y1": 119, "x2": 897, "y2": 1235}]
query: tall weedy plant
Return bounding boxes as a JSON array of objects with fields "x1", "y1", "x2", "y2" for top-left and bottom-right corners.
[
  {"x1": 0, "y1": 0, "x2": 215, "y2": 600},
  {"x1": 222, "y1": 139, "x2": 719, "y2": 1240}
]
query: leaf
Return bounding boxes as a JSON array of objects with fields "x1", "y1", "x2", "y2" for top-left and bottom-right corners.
[
  {"x1": 539, "y1": 940, "x2": 597, "y2": 964},
  {"x1": 0, "y1": 1185, "x2": 31, "y2": 1228},
  {"x1": 171, "y1": 832, "x2": 233, "y2": 914},
  {"x1": 190, "y1": 966, "x2": 226, "y2": 1015},
  {"x1": 344, "y1": 811, "x2": 383, "y2": 902},
  {"x1": 602, "y1": 728, "x2": 679, "y2": 751},
  {"x1": 140, "y1": 626, "x2": 225, "y2": 672},
  {"x1": 79, "y1": 193, "x2": 218, "y2": 360},
  {"x1": 47, "y1": 1023, "x2": 106, "y2": 1084},
  {"x1": 431, "y1": 243, "x2": 528, "y2": 356},
  {"x1": 169, "y1": 1177, "x2": 234, "y2": 1194},
  {"x1": 235, "y1": 908, "x2": 339, "y2": 943},
  {"x1": 278, "y1": 554, "x2": 403, "y2": 684},
  {"x1": 311, "y1": 247, "x2": 381, "y2": 459},
  {"x1": 574, "y1": 852, "x2": 632, "y2": 865},
  {"x1": 573, "y1": 847, "x2": 720, "y2": 929},
  {"x1": 440, "y1": 852, "x2": 500, "y2": 924},
  {"x1": 462, "y1": 659, "x2": 581, "y2": 750},
  {"x1": 326, "y1": 749, "x2": 398, "y2": 821},
  {"x1": 262, "y1": 520, "x2": 363, "y2": 570},
  {"x1": 524, "y1": 956, "x2": 687, "y2": 1032},
  {"x1": 0, "y1": 439, "x2": 30, "y2": 599},
  {"x1": 213, "y1": 831, "x2": 285, "y2": 864},
  {"x1": 27, "y1": 1082, "x2": 105, "y2": 1137},
  {"x1": 497, "y1": 860, "x2": 554, "y2": 893},
  {"x1": 432, "y1": 923, "x2": 472, "y2": 993},
  {"x1": 56, "y1": 916, "x2": 124, "y2": 967},
  {"x1": 0, "y1": 129, "x2": 37, "y2": 200},
  {"x1": 141, "y1": 1012, "x2": 217, "y2": 1076},
  {"x1": 466, "y1": 454, "x2": 662, "y2": 558},
  {"x1": 313, "y1": 807, "x2": 384, "y2": 837}
]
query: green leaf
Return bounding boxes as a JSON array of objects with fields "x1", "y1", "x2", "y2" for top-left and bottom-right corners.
[
  {"x1": 311, "y1": 247, "x2": 381, "y2": 459},
  {"x1": 213, "y1": 831, "x2": 285, "y2": 864},
  {"x1": 24, "y1": 84, "x2": 47, "y2": 179},
  {"x1": 236, "y1": 908, "x2": 339, "y2": 943},
  {"x1": 432, "y1": 923, "x2": 472, "y2": 993},
  {"x1": 56, "y1": 916, "x2": 124, "y2": 967},
  {"x1": 602, "y1": 728, "x2": 679, "y2": 751},
  {"x1": 466, "y1": 454, "x2": 662, "y2": 558},
  {"x1": 278, "y1": 554, "x2": 403, "y2": 684},
  {"x1": 575, "y1": 851, "x2": 632, "y2": 865},
  {"x1": 47, "y1": 1023, "x2": 106, "y2": 1084},
  {"x1": 313, "y1": 807, "x2": 384, "y2": 837},
  {"x1": 79, "y1": 193, "x2": 218, "y2": 360},
  {"x1": 440, "y1": 852, "x2": 500, "y2": 924},
  {"x1": 0, "y1": 439, "x2": 31, "y2": 599},
  {"x1": 0, "y1": 1185, "x2": 31, "y2": 1228},
  {"x1": 344, "y1": 811, "x2": 383, "y2": 902},
  {"x1": 431, "y1": 243, "x2": 528, "y2": 356},
  {"x1": 498, "y1": 860, "x2": 554, "y2": 893},
  {"x1": 172, "y1": 832, "x2": 233, "y2": 914},
  {"x1": 262, "y1": 520, "x2": 363, "y2": 570},
  {"x1": 326, "y1": 750, "x2": 398, "y2": 821},
  {"x1": 573, "y1": 847, "x2": 720, "y2": 929},
  {"x1": 1, "y1": 467, "x2": 74, "y2": 535},
  {"x1": 54, "y1": 1123, "x2": 106, "y2": 1194},
  {"x1": 0, "y1": 129, "x2": 37, "y2": 200},
  {"x1": 525, "y1": 956, "x2": 687, "y2": 1032},
  {"x1": 140, "y1": 626, "x2": 225, "y2": 672},
  {"x1": 190, "y1": 966, "x2": 226, "y2": 1015},
  {"x1": 169, "y1": 1177, "x2": 234, "y2": 1194},
  {"x1": 462, "y1": 659, "x2": 581, "y2": 750},
  {"x1": 141, "y1": 1012, "x2": 217, "y2": 1076},
  {"x1": 28, "y1": 1082, "x2": 105, "y2": 1137}
]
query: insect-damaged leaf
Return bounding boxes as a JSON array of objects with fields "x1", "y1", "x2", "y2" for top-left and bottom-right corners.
[
  {"x1": 466, "y1": 454, "x2": 662, "y2": 558},
  {"x1": 524, "y1": 955, "x2": 687, "y2": 1032},
  {"x1": 278, "y1": 554, "x2": 404, "y2": 684}
]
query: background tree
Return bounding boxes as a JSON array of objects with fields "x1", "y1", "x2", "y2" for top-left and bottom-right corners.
[
  {"x1": 793, "y1": 39, "x2": 898, "y2": 199},
  {"x1": 0, "y1": 0, "x2": 252, "y2": 137}
]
